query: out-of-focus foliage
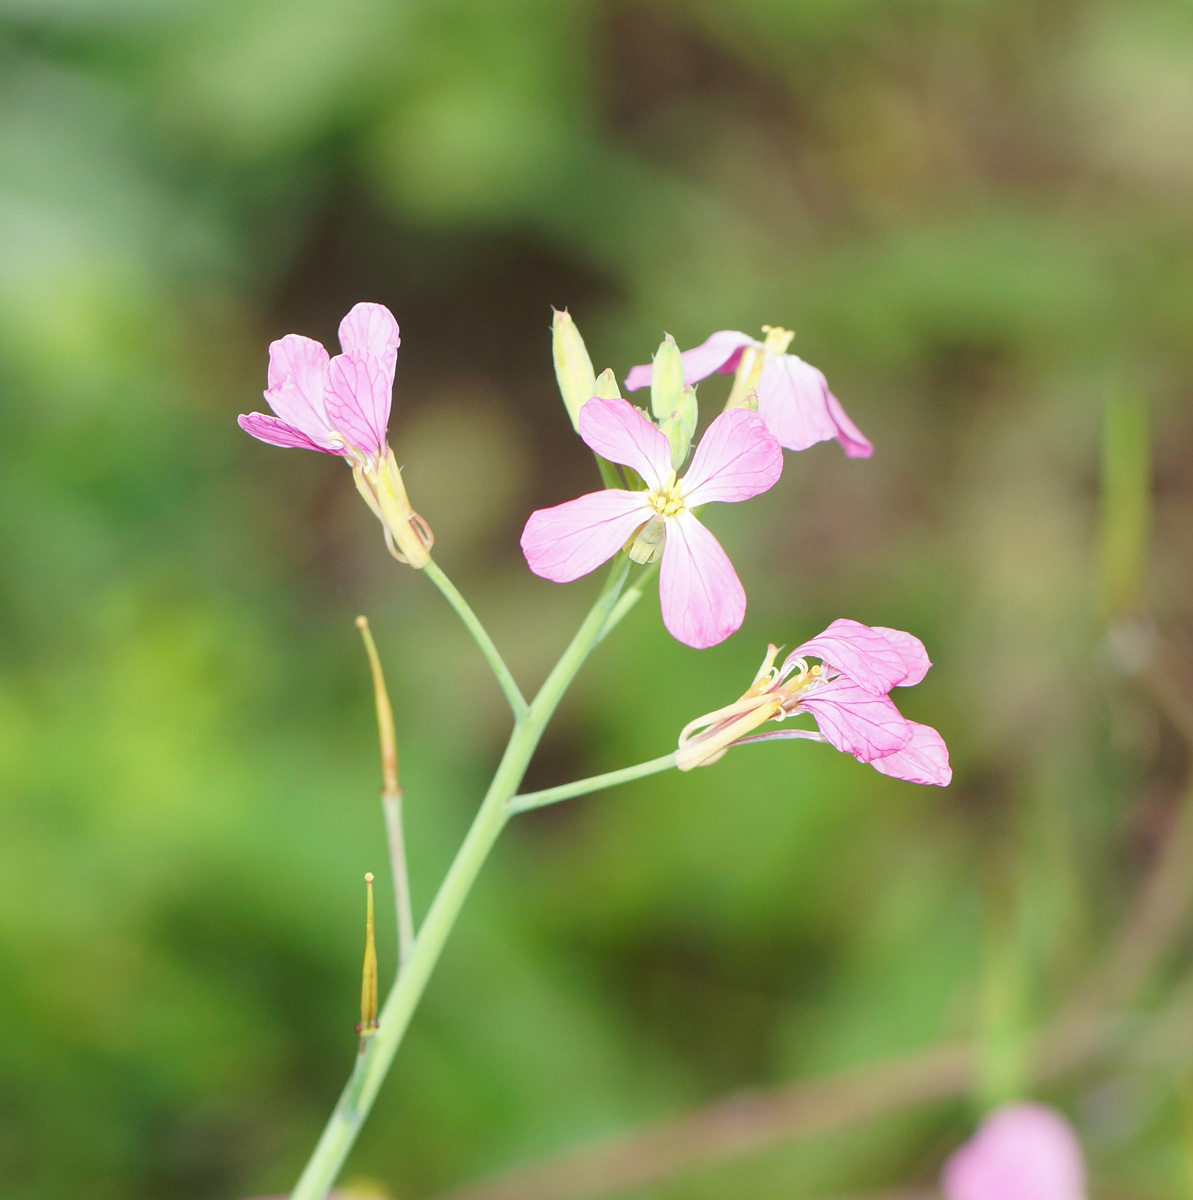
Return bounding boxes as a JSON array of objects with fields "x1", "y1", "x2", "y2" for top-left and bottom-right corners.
[{"x1": 1, "y1": 1, "x2": 1192, "y2": 1197}]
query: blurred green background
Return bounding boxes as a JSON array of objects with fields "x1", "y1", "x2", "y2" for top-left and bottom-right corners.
[{"x1": 2, "y1": 1, "x2": 1193, "y2": 1197}]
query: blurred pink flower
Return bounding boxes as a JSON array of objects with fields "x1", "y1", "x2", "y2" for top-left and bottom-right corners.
[
  {"x1": 238, "y1": 302, "x2": 432, "y2": 566},
  {"x1": 942, "y1": 1103, "x2": 1086, "y2": 1200},
  {"x1": 625, "y1": 326, "x2": 872, "y2": 458},
  {"x1": 676, "y1": 618, "x2": 951, "y2": 784},
  {"x1": 238, "y1": 301, "x2": 400, "y2": 465},
  {"x1": 520, "y1": 397, "x2": 782, "y2": 649}
]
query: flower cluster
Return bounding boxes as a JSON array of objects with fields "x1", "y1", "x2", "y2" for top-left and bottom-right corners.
[
  {"x1": 675, "y1": 619, "x2": 951, "y2": 785},
  {"x1": 239, "y1": 305, "x2": 949, "y2": 788}
]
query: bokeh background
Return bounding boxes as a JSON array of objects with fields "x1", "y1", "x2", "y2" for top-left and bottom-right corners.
[{"x1": 2, "y1": 1, "x2": 1193, "y2": 1197}]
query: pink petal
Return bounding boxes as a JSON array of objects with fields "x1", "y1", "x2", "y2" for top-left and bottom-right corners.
[
  {"x1": 824, "y1": 384, "x2": 873, "y2": 458},
  {"x1": 755, "y1": 354, "x2": 872, "y2": 458},
  {"x1": 578, "y1": 398, "x2": 674, "y2": 491},
  {"x1": 789, "y1": 619, "x2": 931, "y2": 695},
  {"x1": 658, "y1": 510, "x2": 746, "y2": 649},
  {"x1": 870, "y1": 721, "x2": 952, "y2": 786},
  {"x1": 264, "y1": 334, "x2": 337, "y2": 447},
  {"x1": 870, "y1": 626, "x2": 932, "y2": 687},
  {"x1": 682, "y1": 409, "x2": 783, "y2": 506},
  {"x1": 521, "y1": 490, "x2": 652, "y2": 583},
  {"x1": 797, "y1": 678, "x2": 913, "y2": 761},
  {"x1": 625, "y1": 330, "x2": 757, "y2": 392},
  {"x1": 338, "y1": 302, "x2": 400, "y2": 390},
  {"x1": 325, "y1": 353, "x2": 390, "y2": 460},
  {"x1": 754, "y1": 354, "x2": 841, "y2": 452},
  {"x1": 942, "y1": 1104, "x2": 1086, "y2": 1200},
  {"x1": 237, "y1": 412, "x2": 339, "y2": 454}
]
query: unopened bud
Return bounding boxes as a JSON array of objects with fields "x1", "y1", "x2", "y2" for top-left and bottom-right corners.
[
  {"x1": 649, "y1": 334, "x2": 684, "y2": 424},
  {"x1": 626, "y1": 514, "x2": 666, "y2": 564},
  {"x1": 659, "y1": 382, "x2": 698, "y2": 469},
  {"x1": 594, "y1": 368, "x2": 622, "y2": 401},
  {"x1": 552, "y1": 309, "x2": 597, "y2": 431}
]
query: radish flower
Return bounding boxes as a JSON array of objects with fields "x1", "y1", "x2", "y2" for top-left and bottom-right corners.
[
  {"x1": 520, "y1": 398, "x2": 782, "y2": 649},
  {"x1": 942, "y1": 1103, "x2": 1086, "y2": 1200},
  {"x1": 626, "y1": 325, "x2": 872, "y2": 458},
  {"x1": 238, "y1": 302, "x2": 432, "y2": 567},
  {"x1": 675, "y1": 618, "x2": 950, "y2": 783}
]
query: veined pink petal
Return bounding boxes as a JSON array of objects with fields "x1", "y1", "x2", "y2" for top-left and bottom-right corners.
[
  {"x1": 790, "y1": 619, "x2": 931, "y2": 695},
  {"x1": 578, "y1": 398, "x2": 674, "y2": 491},
  {"x1": 682, "y1": 410, "x2": 783, "y2": 507},
  {"x1": 625, "y1": 330, "x2": 757, "y2": 392},
  {"x1": 338, "y1": 302, "x2": 400, "y2": 390},
  {"x1": 870, "y1": 721, "x2": 951, "y2": 786},
  {"x1": 264, "y1": 334, "x2": 337, "y2": 447},
  {"x1": 754, "y1": 354, "x2": 841, "y2": 452},
  {"x1": 942, "y1": 1104, "x2": 1085, "y2": 1200},
  {"x1": 326, "y1": 353, "x2": 390, "y2": 460},
  {"x1": 870, "y1": 626, "x2": 932, "y2": 687},
  {"x1": 824, "y1": 384, "x2": 873, "y2": 458},
  {"x1": 797, "y1": 677, "x2": 913, "y2": 761},
  {"x1": 237, "y1": 412, "x2": 338, "y2": 454},
  {"x1": 521, "y1": 490, "x2": 652, "y2": 583},
  {"x1": 659, "y1": 510, "x2": 746, "y2": 649}
]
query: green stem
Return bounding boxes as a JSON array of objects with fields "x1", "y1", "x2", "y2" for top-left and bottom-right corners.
[
  {"x1": 381, "y1": 790, "x2": 415, "y2": 970},
  {"x1": 423, "y1": 559, "x2": 528, "y2": 719},
  {"x1": 508, "y1": 752, "x2": 677, "y2": 815},
  {"x1": 289, "y1": 559, "x2": 630, "y2": 1200}
]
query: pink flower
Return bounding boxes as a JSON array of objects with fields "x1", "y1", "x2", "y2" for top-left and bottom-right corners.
[
  {"x1": 520, "y1": 397, "x2": 783, "y2": 649},
  {"x1": 675, "y1": 618, "x2": 951, "y2": 784},
  {"x1": 942, "y1": 1103, "x2": 1087, "y2": 1200},
  {"x1": 239, "y1": 302, "x2": 400, "y2": 463},
  {"x1": 625, "y1": 326, "x2": 872, "y2": 458},
  {"x1": 238, "y1": 303, "x2": 432, "y2": 566}
]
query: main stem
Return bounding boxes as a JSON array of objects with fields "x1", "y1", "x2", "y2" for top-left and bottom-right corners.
[{"x1": 289, "y1": 559, "x2": 629, "y2": 1200}]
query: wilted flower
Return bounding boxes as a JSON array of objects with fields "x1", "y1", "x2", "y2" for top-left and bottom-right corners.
[
  {"x1": 942, "y1": 1103, "x2": 1087, "y2": 1200},
  {"x1": 626, "y1": 325, "x2": 872, "y2": 458},
  {"x1": 238, "y1": 302, "x2": 432, "y2": 567},
  {"x1": 675, "y1": 618, "x2": 950, "y2": 783},
  {"x1": 520, "y1": 397, "x2": 782, "y2": 649}
]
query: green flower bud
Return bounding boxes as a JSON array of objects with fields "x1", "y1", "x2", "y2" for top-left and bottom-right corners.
[
  {"x1": 594, "y1": 367, "x2": 623, "y2": 400},
  {"x1": 650, "y1": 333, "x2": 684, "y2": 424},
  {"x1": 552, "y1": 308, "x2": 597, "y2": 431}
]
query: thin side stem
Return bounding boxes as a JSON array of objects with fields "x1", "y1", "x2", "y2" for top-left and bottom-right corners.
[
  {"x1": 424, "y1": 559, "x2": 528, "y2": 719},
  {"x1": 289, "y1": 561, "x2": 631, "y2": 1200},
  {"x1": 357, "y1": 616, "x2": 415, "y2": 969},
  {"x1": 382, "y1": 790, "x2": 415, "y2": 969},
  {"x1": 508, "y1": 753, "x2": 677, "y2": 815}
]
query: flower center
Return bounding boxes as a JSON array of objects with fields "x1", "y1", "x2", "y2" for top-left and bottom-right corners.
[
  {"x1": 647, "y1": 471, "x2": 685, "y2": 518},
  {"x1": 761, "y1": 324, "x2": 795, "y2": 354}
]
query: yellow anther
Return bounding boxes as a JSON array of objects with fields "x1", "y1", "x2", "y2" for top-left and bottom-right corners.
[
  {"x1": 647, "y1": 471, "x2": 685, "y2": 518},
  {"x1": 761, "y1": 325, "x2": 795, "y2": 354}
]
